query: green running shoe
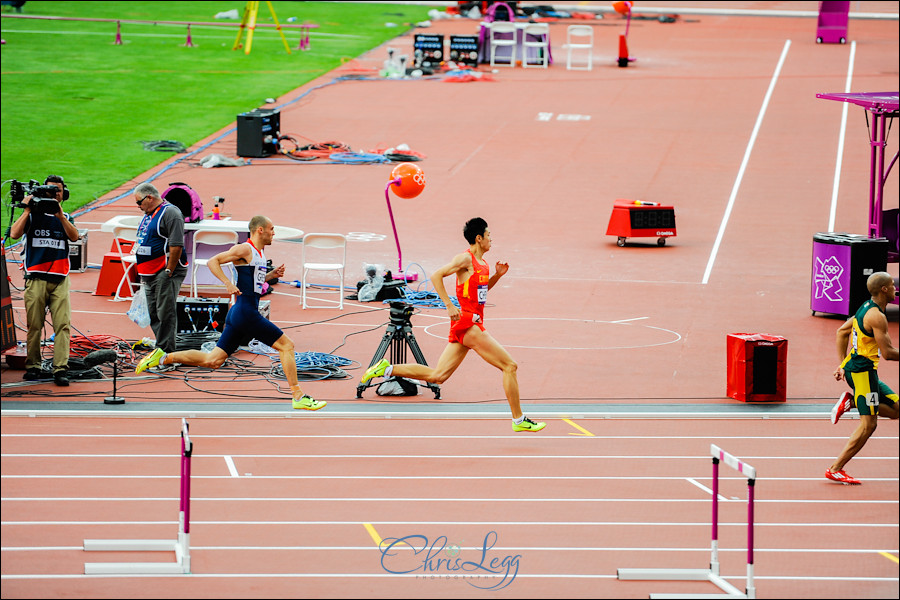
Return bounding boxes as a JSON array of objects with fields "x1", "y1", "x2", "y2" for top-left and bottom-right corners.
[
  {"x1": 361, "y1": 358, "x2": 390, "y2": 384},
  {"x1": 512, "y1": 417, "x2": 546, "y2": 432},
  {"x1": 135, "y1": 348, "x2": 165, "y2": 374},
  {"x1": 293, "y1": 395, "x2": 326, "y2": 411}
]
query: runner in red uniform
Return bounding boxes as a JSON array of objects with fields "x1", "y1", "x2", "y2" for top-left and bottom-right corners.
[
  {"x1": 448, "y1": 249, "x2": 488, "y2": 343},
  {"x1": 362, "y1": 217, "x2": 545, "y2": 432}
]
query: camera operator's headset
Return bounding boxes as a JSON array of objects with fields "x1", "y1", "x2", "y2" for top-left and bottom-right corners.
[{"x1": 44, "y1": 175, "x2": 70, "y2": 201}]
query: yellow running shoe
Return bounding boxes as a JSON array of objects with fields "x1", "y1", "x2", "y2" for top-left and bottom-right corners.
[
  {"x1": 361, "y1": 358, "x2": 390, "y2": 384},
  {"x1": 292, "y1": 395, "x2": 326, "y2": 411},
  {"x1": 135, "y1": 348, "x2": 165, "y2": 374},
  {"x1": 512, "y1": 417, "x2": 546, "y2": 432}
]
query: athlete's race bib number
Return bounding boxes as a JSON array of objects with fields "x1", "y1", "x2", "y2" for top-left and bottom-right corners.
[
  {"x1": 864, "y1": 391, "x2": 879, "y2": 410},
  {"x1": 477, "y1": 284, "x2": 487, "y2": 305},
  {"x1": 254, "y1": 266, "x2": 266, "y2": 294}
]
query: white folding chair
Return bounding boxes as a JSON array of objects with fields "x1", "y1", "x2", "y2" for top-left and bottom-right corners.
[
  {"x1": 301, "y1": 233, "x2": 347, "y2": 310},
  {"x1": 522, "y1": 23, "x2": 550, "y2": 68},
  {"x1": 190, "y1": 230, "x2": 239, "y2": 297},
  {"x1": 112, "y1": 225, "x2": 139, "y2": 301},
  {"x1": 566, "y1": 25, "x2": 593, "y2": 71},
  {"x1": 489, "y1": 21, "x2": 517, "y2": 68}
]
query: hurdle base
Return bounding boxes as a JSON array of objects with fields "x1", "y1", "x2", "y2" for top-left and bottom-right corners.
[
  {"x1": 617, "y1": 568, "x2": 748, "y2": 599},
  {"x1": 83, "y1": 537, "x2": 189, "y2": 574},
  {"x1": 85, "y1": 561, "x2": 186, "y2": 575},
  {"x1": 84, "y1": 539, "x2": 176, "y2": 552}
]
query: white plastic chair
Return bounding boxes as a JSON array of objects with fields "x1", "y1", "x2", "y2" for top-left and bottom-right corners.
[
  {"x1": 112, "y1": 225, "x2": 139, "y2": 301},
  {"x1": 522, "y1": 23, "x2": 550, "y2": 68},
  {"x1": 190, "y1": 230, "x2": 239, "y2": 297},
  {"x1": 566, "y1": 25, "x2": 593, "y2": 71},
  {"x1": 301, "y1": 233, "x2": 347, "y2": 309},
  {"x1": 489, "y1": 21, "x2": 517, "y2": 68}
]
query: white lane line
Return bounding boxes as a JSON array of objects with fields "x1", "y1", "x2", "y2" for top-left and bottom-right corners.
[
  {"x1": 4, "y1": 434, "x2": 897, "y2": 440},
  {"x1": 3, "y1": 519, "x2": 896, "y2": 527},
  {"x1": 828, "y1": 40, "x2": 856, "y2": 232},
  {"x1": 3, "y1": 453, "x2": 895, "y2": 459},
  {"x1": 3, "y1": 475, "x2": 898, "y2": 482},
  {"x1": 685, "y1": 477, "x2": 729, "y2": 501},
  {"x1": 1, "y1": 573, "x2": 898, "y2": 581},
  {"x1": 3, "y1": 497, "x2": 896, "y2": 504},
  {"x1": 3, "y1": 545, "x2": 896, "y2": 554},
  {"x1": 224, "y1": 455, "x2": 239, "y2": 478},
  {"x1": 702, "y1": 39, "x2": 791, "y2": 285}
]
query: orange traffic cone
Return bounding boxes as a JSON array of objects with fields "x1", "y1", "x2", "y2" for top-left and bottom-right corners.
[{"x1": 618, "y1": 34, "x2": 629, "y2": 67}]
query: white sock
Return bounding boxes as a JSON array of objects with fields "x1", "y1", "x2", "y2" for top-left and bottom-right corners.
[
  {"x1": 159, "y1": 352, "x2": 168, "y2": 365},
  {"x1": 384, "y1": 365, "x2": 393, "y2": 377},
  {"x1": 513, "y1": 416, "x2": 524, "y2": 424}
]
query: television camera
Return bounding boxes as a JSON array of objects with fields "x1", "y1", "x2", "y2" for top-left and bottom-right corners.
[{"x1": 10, "y1": 179, "x2": 62, "y2": 215}]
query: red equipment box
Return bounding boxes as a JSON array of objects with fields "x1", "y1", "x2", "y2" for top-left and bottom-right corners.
[
  {"x1": 94, "y1": 238, "x2": 137, "y2": 297},
  {"x1": 606, "y1": 200, "x2": 676, "y2": 246},
  {"x1": 726, "y1": 333, "x2": 787, "y2": 403}
]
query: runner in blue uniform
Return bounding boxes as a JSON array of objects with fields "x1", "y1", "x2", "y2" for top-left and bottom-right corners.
[{"x1": 136, "y1": 215, "x2": 325, "y2": 410}]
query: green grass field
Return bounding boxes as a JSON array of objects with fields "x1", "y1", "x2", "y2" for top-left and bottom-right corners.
[{"x1": 0, "y1": 1, "x2": 431, "y2": 225}]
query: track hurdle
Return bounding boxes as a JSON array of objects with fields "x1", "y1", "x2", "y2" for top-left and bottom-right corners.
[
  {"x1": 84, "y1": 418, "x2": 193, "y2": 575},
  {"x1": 618, "y1": 443, "x2": 756, "y2": 599}
]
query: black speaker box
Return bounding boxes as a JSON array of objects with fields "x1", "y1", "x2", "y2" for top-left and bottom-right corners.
[{"x1": 236, "y1": 108, "x2": 281, "y2": 157}]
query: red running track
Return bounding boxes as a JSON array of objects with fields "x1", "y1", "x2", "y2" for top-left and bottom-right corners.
[{"x1": 1, "y1": 416, "x2": 897, "y2": 598}]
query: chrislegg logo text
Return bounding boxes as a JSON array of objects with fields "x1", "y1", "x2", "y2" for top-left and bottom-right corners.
[{"x1": 379, "y1": 531, "x2": 520, "y2": 590}]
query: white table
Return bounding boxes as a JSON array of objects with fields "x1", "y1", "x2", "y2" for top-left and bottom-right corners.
[{"x1": 100, "y1": 215, "x2": 303, "y2": 241}]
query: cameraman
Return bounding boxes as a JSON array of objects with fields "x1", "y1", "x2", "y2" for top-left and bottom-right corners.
[{"x1": 9, "y1": 175, "x2": 80, "y2": 386}]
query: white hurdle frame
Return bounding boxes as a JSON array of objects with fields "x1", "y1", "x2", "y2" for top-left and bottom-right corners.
[
  {"x1": 83, "y1": 418, "x2": 193, "y2": 575},
  {"x1": 617, "y1": 443, "x2": 756, "y2": 599}
]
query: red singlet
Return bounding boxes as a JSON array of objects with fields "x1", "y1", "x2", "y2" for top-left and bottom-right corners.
[{"x1": 448, "y1": 250, "x2": 489, "y2": 344}]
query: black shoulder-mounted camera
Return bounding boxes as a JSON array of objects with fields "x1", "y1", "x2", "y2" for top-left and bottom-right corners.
[{"x1": 11, "y1": 179, "x2": 62, "y2": 215}]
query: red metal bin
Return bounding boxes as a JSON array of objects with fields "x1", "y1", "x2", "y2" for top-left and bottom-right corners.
[{"x1": 727, "y1": 333, "x2": 787, "y2": 403}]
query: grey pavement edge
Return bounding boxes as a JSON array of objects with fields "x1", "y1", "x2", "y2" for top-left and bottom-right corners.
[{"x1": 1, "y1": 400, "x2": 839, "y2": 419}]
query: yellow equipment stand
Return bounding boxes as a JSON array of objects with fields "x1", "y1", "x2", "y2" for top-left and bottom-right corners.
[{"x1": 233, "y1": 1, "x2": 291, "y2": 55}]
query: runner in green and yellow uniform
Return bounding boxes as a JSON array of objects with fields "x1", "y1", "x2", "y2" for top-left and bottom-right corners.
[{"x1": 827, "y1": 272, "x2": 899, "y2": 485}]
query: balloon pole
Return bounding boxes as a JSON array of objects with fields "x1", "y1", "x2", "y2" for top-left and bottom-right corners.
[
  {"x1": 384, "y1": 179, "x2": 417, "y2": 281},
  {"x1": 383, "y1": 162, "x2": 425, "y2": 282}
]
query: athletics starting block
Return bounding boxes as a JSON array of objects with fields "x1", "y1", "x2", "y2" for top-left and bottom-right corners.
[
  {"x1": 83, "y1": 419, "x2": 193, "y2": 574},
  {"x1": 617, "y1": 444, "x2": 757, "y2": 599}
]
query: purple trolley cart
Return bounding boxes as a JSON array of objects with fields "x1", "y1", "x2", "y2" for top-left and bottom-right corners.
[
  {"x1": 815, "y1": 1, "x2": 850, "y2": 44},
  {"x1": 816, "y1": 91, "x2": 899, "y2": 306}
]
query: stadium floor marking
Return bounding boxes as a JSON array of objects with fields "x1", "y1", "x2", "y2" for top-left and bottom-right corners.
[
  {"x1": 4, "y1": 498, "x2": 897, "y2": 505},
  {"x1": 4, "y1": 453, "x2": 895, "y2": 460},
  {"x1": 5, "y1": 434, "x2": 896, "y2": 440},
  {"x1": 3, "y1": 545, "x2": 897, "y2": 555},
  {"x1": 561, "y1": 418, "x2": 595, "y2": 436}
]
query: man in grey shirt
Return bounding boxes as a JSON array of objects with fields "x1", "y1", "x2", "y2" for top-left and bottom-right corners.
[{"x1": 132, "y1": 182, "x2": 187, "y2": 361}]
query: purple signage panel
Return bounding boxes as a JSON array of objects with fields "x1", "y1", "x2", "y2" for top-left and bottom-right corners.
[{"x1": 811, "y1": 240, "x2": 851, "y2": 315}]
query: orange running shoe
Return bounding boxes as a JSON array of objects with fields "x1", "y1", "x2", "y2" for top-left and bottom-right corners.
[{"x1": 825, "y1": 468, "x2": 860, "y2": 485}]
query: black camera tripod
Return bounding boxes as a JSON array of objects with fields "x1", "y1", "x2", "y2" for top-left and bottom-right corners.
[{"x1": 356, "y1": 303, "x2": 441, "y2": 399}]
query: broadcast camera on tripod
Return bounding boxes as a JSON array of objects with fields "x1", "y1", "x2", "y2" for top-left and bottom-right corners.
[{"x1": 356, "y1": 301, "x2": 441, "y2": 399}]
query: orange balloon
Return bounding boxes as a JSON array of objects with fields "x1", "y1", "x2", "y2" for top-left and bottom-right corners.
[
  {"x1": 613, "y1": 1, "x2": 633, "y2": 15},
  {"x1": 389, "y1": 162, "x2": 426, "y2": 199}
]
